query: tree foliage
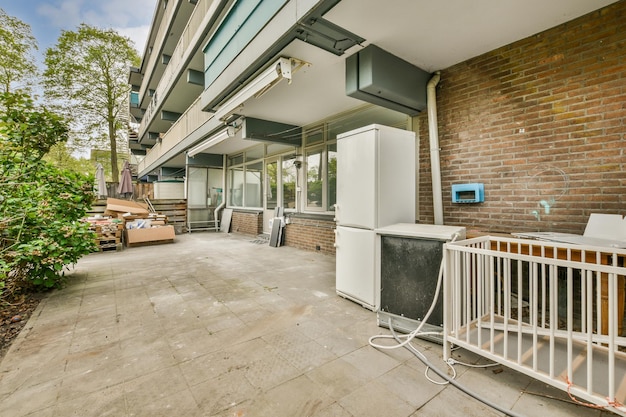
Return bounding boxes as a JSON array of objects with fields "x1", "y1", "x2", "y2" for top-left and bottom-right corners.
[
  {"x1": 43, "y1": 24, "x2": 140, "y2": 183},
  {"x1": 0, "y1": 92, "x2": 97, "y2": 296},
  {"x1": 0, "y1": 8, "x2": 39, "y2": 93},
  {"x1": 44, "y1": 142, "x2": 95, "y2": 178}
]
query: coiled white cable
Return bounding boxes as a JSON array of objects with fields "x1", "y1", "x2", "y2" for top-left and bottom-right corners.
[{"x1": 367, "y1": 232, "x2": 526, "y2": 417}]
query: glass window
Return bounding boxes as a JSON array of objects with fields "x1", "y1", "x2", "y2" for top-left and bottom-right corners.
[
  {"x1": 229, "y1": 167, "x2": 244, "y2": 207},
  {"x1": 306, "y1": 148, "x2": 323, "y2": 209},
  {"x1": 267, "y1": 143, "x2": 294, "y2": 156},
  {"x1": 304, "y1": 125, "x2": 324, "y2": 146},
  {"x1": 327, "y1": 143, "x2": 337, "y2": 211},
  {"x1": 245, "y1": 161, "x2": 263, "y2": 208},
  {"x1": 187, "y1": 167, "x2": 208, "y2": 209},
  {"x1": 282, "y1": 154, "x2": 297, "y2": 209},
  {"x1": 266, "y1": 161, "x2": 278, "y2": 210},
  {"x1": 245, "y1": 145, "x2": 264, "y2": 162},
  {"x1": 228, "y1": 154, "x2": 243, "y2": 166},
  {"x1": 303, "y1": 143, "x2": 337, "y2": 212},
  {"x1": 327, "y1": 105, "x2": 409, "y2": 139}
]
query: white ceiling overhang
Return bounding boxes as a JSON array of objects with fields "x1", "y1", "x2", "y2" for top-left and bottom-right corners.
[
  {"x1": 154, "y1": 0, "x2": 619, "y2": 171},
  {"x1": 225, "y1": 0, "x2": 619, "y2": 128}
]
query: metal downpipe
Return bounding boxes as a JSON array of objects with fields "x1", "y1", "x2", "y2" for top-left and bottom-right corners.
[{"x1": 427, "y1": 71, "x2": 443, "y2": 225}]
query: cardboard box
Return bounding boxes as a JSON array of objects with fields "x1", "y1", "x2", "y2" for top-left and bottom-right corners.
[
  {"x1": 125, "y1": 225, "x2": 175, "y2": 246},
  {"x1": 106, "y1": 198, "x2": 149, "y2": 215}
]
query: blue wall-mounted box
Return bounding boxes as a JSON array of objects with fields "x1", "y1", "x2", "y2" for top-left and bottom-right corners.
[{"x1": 452, "y1": 183, "x2": 484, "y2": 203}]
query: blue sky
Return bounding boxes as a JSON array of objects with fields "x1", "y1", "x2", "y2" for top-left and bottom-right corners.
[{"x1": 0, "y1": 0, "x2": 155, "y2": 62}]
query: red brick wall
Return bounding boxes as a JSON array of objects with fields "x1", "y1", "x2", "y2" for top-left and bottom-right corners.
[
  {"x1": 231, "y1": 211, "x2": 262, "y2": 235},
  {"x1": 284, "y1": 217, "x2": 336, "y2": 255},
  {"x1": 418, "y1": 2, "x2": 626, "y2": 234}
]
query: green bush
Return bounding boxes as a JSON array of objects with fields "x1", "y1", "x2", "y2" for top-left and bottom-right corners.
[{"x1": 0, "y1": 91, "x2": 97, "y2": 295}]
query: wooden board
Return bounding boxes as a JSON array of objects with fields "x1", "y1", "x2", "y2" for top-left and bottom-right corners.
[
  {"x1": 220, "y1": 209, "x2": 233, "y2": 233},
  {"x1": 269, "y1": 218, "x2": 282, "y2": 247}
]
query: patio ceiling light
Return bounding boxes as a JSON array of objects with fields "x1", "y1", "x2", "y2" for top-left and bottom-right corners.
[{"x1": 213, "y1": 57, "x2": 308, "y2": 122}]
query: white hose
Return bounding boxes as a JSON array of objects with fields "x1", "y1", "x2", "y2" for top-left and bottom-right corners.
[{"x1": 368, "y1": 233, "x2": 527, "y2": 417}]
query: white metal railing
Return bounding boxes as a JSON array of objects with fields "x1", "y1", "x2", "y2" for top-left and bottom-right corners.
[{"x1": 444, "y1": 235, "x2": 626, "y2": 415}]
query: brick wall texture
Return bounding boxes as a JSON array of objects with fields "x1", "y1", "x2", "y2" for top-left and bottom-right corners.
[
  {"x1": 284, "y1": 217, "x2": 336, "y2": 255},
  {"x1": 417, "y1": 2, "x2": 626, "y2": 234},
  {"x1": 231, "y1": 211, "x2": 262, "y2": 235}
]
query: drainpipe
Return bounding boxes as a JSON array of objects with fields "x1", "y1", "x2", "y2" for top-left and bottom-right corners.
[
  {"x1": 214, "y1": 154, "x2": 227, "y2": 231},
  {"x1": 427, "y1": 71, "x2": 443, "y2": 225}
]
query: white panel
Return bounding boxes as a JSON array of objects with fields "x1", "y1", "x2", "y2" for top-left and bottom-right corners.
[
  {"x1": 336, "y1": 127, "x2": 376, "y2": 229},
  {"x1": 337, "y1": 124, "x2": 415, "y2": 229},
  {"x1": 335, "y1": 226, "x2": 377, "y2": 310},
  {"x1": 187, "y1": 167, "x2": 208, "y2": 208},
  {"x1": 375, "y1": 223, "x2": 466, "y2": 241},
  {"x1": 154, "y1": 182, "x2": 185, "y2": 199},
  {"x1": 375, "y1": 125, "x2": 416, "y2": 227},
  {"x1": 584, "y1": 213, "x2": 626, "y2": 240}
]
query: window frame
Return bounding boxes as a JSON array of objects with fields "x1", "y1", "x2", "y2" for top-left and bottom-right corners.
[
  {"x1": 226, "y1": 146, "x2": 264, "y2": 210},
  {"x1": 303, "y1": 127, "x2": 337, "y2": 213}
]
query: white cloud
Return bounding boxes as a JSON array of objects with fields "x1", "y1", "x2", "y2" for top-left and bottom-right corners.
[
  {"x1": 35, "y1": 0, "x2": 155, "y2": 52},
  {"x1": 116, "y1": 25, "x2": 151, "y2": 55},
  {"x1": 36, "y1": 0, "x2": 83, "y2": 29}
]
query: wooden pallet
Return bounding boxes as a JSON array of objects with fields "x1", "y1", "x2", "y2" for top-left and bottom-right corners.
[
  {"x1": 98, "y1": 242, "x2": 123, "y2": 252},
  {"x1": 96, "y1": 236, "x2": 122, "y2": 252}
]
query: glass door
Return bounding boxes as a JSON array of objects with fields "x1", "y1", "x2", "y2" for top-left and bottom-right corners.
[
  {"x1": 264, "y1": 159, "x2": 278, "y2": 234},
  {"x1": 282, "y1": 154, "x2": 297, "y2": 210}
]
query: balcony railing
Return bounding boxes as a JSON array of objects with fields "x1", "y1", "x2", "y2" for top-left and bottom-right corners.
[
  {"x1": 138, "y1": 95, "x2": 212, "y2": 173},
  {"x1": 139, "y1": 0, "x2": 215, "y2": 139}
]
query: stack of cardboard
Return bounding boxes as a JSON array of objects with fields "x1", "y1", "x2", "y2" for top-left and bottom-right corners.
[{"x1": 104, "y1": 198, "x2": 175, "y2": 247}]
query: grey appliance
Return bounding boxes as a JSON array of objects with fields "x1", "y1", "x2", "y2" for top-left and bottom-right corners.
[{"x1": 375, "y1": 223, "x2": 466, "y2": 343}]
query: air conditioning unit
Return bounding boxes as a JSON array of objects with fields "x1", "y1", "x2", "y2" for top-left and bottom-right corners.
[{"x1": 346, "y1": 44, "x2": 431, "y2": 116}]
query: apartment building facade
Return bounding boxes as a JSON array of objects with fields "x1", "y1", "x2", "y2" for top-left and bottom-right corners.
[{"x1": 129, "y1": 0, "x2": 625, "y2": 253}]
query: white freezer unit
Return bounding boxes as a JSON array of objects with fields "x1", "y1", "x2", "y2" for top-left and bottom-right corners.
[
  {"x1": 335, "y1": 124, "x2": 415, "y2": 230},
  {"x1": 335, "y1": 226, "x2": 378, "y2": 310}
]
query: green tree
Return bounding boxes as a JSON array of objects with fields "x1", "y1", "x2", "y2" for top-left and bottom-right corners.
[
  {"x1": 0, "y1": 8, "x2": 39, "y2": 93},
  {"x1": 44, "y1": 142, "x2": 95, "y2": 178},
  {"x1": 43, "y1": 24, "x2": 139, "y2": 183},
  {"x1": 0, "y1": 91, "x2": 96, "y2": 295}
]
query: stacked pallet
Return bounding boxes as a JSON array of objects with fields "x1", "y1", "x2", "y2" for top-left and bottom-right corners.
[
  {"x1": 149, "y1": 199, "x2": 186, "y2": 233},
  {"x1": 88, "y1": 219, "x2": 124, "y2": 251},
  {"x1": 87, "y1": 199, "x2": 187, "y2": 233}
]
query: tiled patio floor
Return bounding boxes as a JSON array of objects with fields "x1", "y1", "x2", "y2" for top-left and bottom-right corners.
[{"x1": 0, "y1": 232, "x2": 614, "y2": 416}]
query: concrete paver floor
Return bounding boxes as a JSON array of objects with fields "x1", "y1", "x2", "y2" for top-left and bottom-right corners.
[{"x1": 0, "y1": 232, "x2": 616, "y2": 416}]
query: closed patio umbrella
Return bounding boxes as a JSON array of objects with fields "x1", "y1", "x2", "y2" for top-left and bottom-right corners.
[
  {"x1": 117, "y1": 161, "x2": 133, "y2": 197},
  {"x1": 95, "y1": 163, "x2": 107, "y2": 199}
]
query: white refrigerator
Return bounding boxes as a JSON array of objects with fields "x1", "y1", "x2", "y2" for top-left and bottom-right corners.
[{"x1": 334, "y1": 124, "x2": 416, "y2": 310}]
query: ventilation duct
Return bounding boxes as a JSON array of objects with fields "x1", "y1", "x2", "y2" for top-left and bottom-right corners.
[
  {"x1": 346, "y1": 44, "x2": 431, "y2": 115},
  {"x1": 242, "y1": 117, "x2": 301, "y2": 146}
]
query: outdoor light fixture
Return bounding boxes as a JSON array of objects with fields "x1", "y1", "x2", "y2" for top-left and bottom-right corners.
[
  {"x1": 213, "y1": 57, "x2": 308, "y2": 122},
  {"x1": 187, "y1": 126, "x2": 235, "y2": 157}
]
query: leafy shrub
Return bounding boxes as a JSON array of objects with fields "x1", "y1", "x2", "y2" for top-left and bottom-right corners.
[{"x1": 0, "y1": 91, "x2": 97, "y2": 295}]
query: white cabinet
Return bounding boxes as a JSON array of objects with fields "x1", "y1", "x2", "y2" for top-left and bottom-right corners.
[{"x1": 336, "y1": 124, "x2": 415, "y2": 229}]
